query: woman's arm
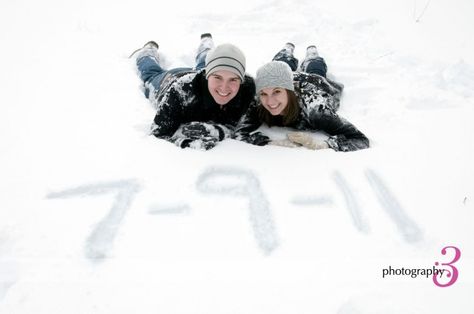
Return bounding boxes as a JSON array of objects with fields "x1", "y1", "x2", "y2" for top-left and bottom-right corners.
[
  {"x1": 311, "y1": 112, "x2": 370, "y2": 152},
  {"x1": 233, "y1": 102, "x2": 270, "y2": 146}
]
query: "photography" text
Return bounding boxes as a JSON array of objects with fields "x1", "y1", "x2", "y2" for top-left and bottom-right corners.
[{"x1": 382, "y1": 266, "x2": 445, "y2": 279}]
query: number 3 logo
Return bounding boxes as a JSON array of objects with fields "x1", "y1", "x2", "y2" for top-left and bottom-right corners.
[{"x1": 433, "y1": 246, "x2": 461, "y2": 287}]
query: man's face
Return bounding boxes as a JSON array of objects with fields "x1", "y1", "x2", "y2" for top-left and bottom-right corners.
[{"x1": 207, "y1": 70, "x2": 241, "y2": 106}]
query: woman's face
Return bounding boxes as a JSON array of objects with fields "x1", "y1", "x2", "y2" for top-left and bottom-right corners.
[
  {"x1": 207, "y1": 70, "x2": 241, "y2": 106},
  {"x1": 259, "y1": 87, "x2": 289, "y2": 115}
]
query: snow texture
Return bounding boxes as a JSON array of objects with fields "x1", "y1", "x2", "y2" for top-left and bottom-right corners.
[
  {"x1": 196, "y1": 166, "x2": 279, "y2": 255},
  {"x1": 365, "y1": 169, "x2": 423, "y2": 243},
  {"x1": 333, "y1": 171, "x2": 370, "y2": 234},
  {"x1": 47, "y1": 180, "x2": 142, "y2": 261},
  {"x1": 0, "y1": 0, "x2": 473, "y2": 312}
]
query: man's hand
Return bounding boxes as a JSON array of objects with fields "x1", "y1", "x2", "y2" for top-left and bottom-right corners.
[{"x1": 181, "y1": 122, "x2": 220, "y2": 139}]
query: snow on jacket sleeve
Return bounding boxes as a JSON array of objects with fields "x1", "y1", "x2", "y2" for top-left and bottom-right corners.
[
  {"x1": 297, "y1": 73, "x2": 344, "y2": 112},
  {"x1": 309, "y1": 111, "x2": 370, "y2": 152},
  {"x1": 233, "y1": 101, "x2": 270, "y2": 146},
  {"x1": 152, "y1": 106, "x2": 228, "y2": 150},
  {"x1": 169, "y1": 121, "x2": 233, "y2": 150},
  {"x1": 150, "y1": 85, "x2": 185, "y2": 141},
  {"x1": 150, "y1": 77, "x2": 212, "y2": 149}
]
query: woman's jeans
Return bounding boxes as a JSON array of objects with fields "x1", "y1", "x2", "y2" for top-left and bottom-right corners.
[{"x1": 273, "y1": 49, "x2": 327, "y2": 77}]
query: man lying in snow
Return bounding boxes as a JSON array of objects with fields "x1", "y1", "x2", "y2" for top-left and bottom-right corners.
[{"x1": 131, "y1": 33, "x2": 255, "y2": 150}]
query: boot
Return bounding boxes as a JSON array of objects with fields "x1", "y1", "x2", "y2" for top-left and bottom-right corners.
[{"x1": 129, "y1": 41, "x2": 160, "y2": 60}]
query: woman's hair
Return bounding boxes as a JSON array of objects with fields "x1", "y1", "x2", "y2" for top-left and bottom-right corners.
[{"x1": 257, "y1": 89, "x2": 300, "y2": 126}]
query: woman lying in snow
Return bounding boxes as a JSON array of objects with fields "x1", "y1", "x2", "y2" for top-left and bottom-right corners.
[
  {"x1": 234, "y1": 43, "x2": 370, "y2": 152},
  {"x1": 131, "y1": 33, "x2": 255, "y2": 150}
]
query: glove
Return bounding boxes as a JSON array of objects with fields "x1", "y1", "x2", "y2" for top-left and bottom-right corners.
[
  {"x1": 269, "y1": 139, "x2": 302, "y2": 148},
  {"x1": 171, "y1": 129, "x2": 218, "y2": 150},
  {"x1": 248, "y1": 132, "x2": 270, "y2": 146},
  {"x1": 181, "y1": 137, "x2": 218, "y2": 151},
  {"x1": 181, "y1": 122, "x2": 222, "y2": 140},
  {"x1": 287, "y1": 132, "x2": 329, "y2": 150}
]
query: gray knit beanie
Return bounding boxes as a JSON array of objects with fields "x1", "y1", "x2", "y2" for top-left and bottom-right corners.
[
  {"x1": 205, "y1": 43, "x2": 246, "y2": 81},
  {"x1": 255, "y1": 61, "x2": 294, "y2": 93}
]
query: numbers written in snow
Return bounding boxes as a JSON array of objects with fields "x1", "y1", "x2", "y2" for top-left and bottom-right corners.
[
  {"x1": 46, "y1": 179, "x2": 142, "y2": 262},
  {"x1": 46, "y1": 167, "x2": 422, "y2": 261}
]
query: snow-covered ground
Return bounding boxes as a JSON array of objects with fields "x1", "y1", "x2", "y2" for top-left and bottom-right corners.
[{"x1": 1, "y1": 0, "x2": 473, "y2": 313}]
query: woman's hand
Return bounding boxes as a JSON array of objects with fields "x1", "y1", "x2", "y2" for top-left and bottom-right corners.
[
  {"x1": 269, "y1": 139, "x2": 301, "y2": 148},
  {"x1": 287, "y1": 132, "x2": 329, "y2": 150}
]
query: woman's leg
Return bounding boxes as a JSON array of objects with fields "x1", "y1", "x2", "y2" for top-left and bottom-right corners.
[
  {"x1": 300, "y1": 46, "x2": 327, "y2": 77},
  {"x1": 272, "y1": 43, "x2": 299, "y2": 71}
]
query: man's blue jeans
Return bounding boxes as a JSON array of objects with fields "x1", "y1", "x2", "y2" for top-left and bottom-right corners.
[{"x1": 136, "y1": 48, "x2": 208, "y2": 99}]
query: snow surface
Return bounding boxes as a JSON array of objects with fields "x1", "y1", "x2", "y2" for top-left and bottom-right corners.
[{"x1": 1, "y1": 0, "x2": 473, "y2": 313}]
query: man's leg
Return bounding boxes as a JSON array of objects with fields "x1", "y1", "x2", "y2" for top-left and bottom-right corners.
[
  {"x1": 134, "y1": 42, "x2": 168, "y2": 99},
  {"x1": 195, "y1": 33, "x2": 214, "y2": 71}
]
